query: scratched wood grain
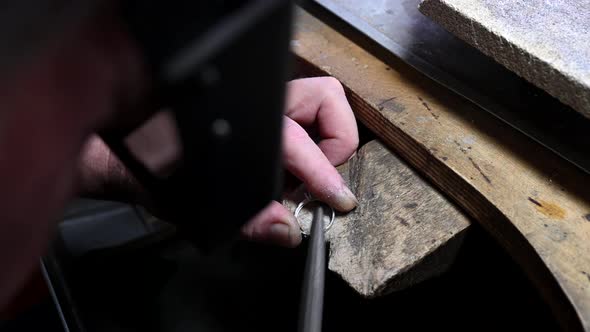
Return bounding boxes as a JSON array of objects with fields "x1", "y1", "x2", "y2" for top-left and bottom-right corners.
[
  {"x1": 283, "y1": 140, "x2": 470, "y2": 297},
  {"x1": 292, "y1": 8, "x2": 590, "y2": 331}
]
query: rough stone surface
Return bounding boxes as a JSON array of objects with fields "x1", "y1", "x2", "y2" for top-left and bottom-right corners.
[
  {"x1": 284, "y1": 141, "x2": 471, "y2": 297},
  {"x1": 419, "y1": 0, "x2": 590, "y2": 118}
]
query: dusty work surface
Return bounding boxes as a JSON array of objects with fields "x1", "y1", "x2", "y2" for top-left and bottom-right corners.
[{"x1": 419, "y1": 0, "x2": 590, "y2": 118}]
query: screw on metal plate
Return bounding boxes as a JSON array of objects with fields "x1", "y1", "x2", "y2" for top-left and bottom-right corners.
[{"x1": 294, "y1": 193, "x2": 335, "y2": 236}]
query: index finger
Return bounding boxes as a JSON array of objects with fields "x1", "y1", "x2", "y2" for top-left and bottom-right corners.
[{"x1": 285, "y1": 77, "x2": 359, "y2": 166}]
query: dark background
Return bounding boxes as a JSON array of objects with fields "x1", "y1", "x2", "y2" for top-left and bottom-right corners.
[
  {"x1": 1, "y1": 202, "x2": 559, "y2": 332},
  {"x1": 0, "y1": 121, "x2": 561, "y2": 332}
]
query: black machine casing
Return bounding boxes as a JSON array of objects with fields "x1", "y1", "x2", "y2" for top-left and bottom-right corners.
[{"x1": 102, "y1": 0, "x2": 294, "y2": 249}]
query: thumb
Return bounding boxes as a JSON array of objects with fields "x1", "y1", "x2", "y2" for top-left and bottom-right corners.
[{"x1": 241, "y1": 201, "x2": 302, "y2": 248}]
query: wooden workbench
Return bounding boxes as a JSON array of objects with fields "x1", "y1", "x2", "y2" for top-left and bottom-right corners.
[{"x1": 292, "y1": 8, "x2": 590, "y2": 331}]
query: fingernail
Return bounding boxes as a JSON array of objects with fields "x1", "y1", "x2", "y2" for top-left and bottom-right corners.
[
  {"x1": 333, "y1": 185, "x2": 358, "y2": 212},
  {"x1": 270, "y1": 220, "x2": 301, "y2": 248}
]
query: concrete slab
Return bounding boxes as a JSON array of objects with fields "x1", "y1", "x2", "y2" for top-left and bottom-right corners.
[{"x1": 419, "y1": 0, "x2": 590, "y2": 118}]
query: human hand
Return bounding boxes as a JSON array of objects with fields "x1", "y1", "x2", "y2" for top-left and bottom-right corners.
[
  {"x1": 240, "y1": 76, "x2": 359, "y2": 247},
  {"x1": 77, "y1": 76, "x2": 359, "y2": 248}
]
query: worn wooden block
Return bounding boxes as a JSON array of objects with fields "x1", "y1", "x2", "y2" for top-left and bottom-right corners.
[
  {"x1": 419, "y1": 0, "x2": 590, "y2": 118},
  {"x1": 284, "y1": 140, "x2": 471, "y2": 297}
]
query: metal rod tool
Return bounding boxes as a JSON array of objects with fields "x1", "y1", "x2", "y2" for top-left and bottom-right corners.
[{"x1": 298, "y1": 205, "x2": 326, "y2": 332}]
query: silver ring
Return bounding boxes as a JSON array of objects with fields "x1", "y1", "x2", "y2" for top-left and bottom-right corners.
[{"x1": 293, "y1": 197, "x2": 335, "y2": 235}]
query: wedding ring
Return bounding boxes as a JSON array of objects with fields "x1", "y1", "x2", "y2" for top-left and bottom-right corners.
[{"x1": 294, "y1": 197, "x2": 335, "y2": 235}]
